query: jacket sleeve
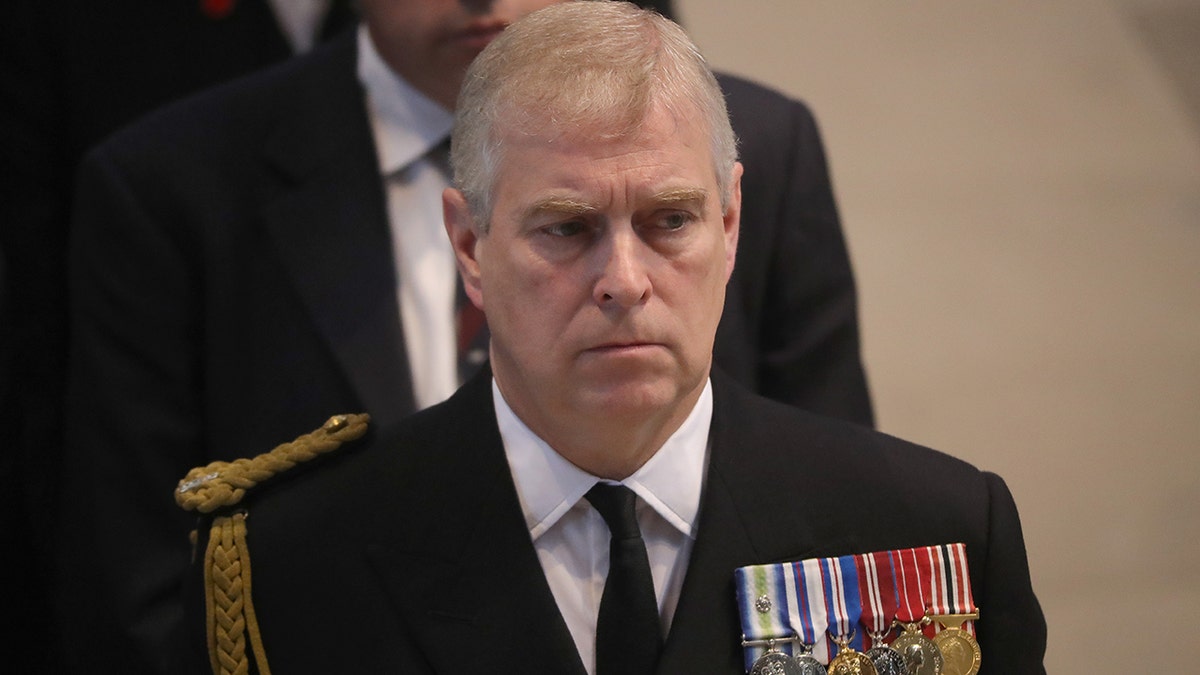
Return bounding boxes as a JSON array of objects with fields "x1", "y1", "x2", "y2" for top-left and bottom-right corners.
[
  {"x1": 977, "y1": 471, "x2": 1047, "y2": 673},
  {"x1": 55, "y1": 145, "x2": 205, "y2": 674}
]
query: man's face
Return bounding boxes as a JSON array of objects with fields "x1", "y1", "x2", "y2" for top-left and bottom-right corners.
[
  {"x1": 358, "y1": 0, "x2": 562, "y2": 109},
  {"x1": 446, "y1": 103, "x2": 742, "y2": 443}
]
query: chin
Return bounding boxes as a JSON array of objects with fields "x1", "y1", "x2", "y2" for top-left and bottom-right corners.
[{"x1": 576, "y1": 375, "x2": 696, "y2": 418}]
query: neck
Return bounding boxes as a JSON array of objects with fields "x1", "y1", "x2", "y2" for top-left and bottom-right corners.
[{"x1": 496, "y1": 377, "x2": 707, "y2": 481}]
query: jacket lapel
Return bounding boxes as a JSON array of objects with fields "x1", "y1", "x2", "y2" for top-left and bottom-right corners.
[
  {"x1": 660, "y1": 372, "x2": 835, "y2": 673},
  {"x1": 259, "y1": 33, "x2": 416, "y2": 432},
  {"x1": 362, "y1": 373, "x2": 586, "y2": 674}
]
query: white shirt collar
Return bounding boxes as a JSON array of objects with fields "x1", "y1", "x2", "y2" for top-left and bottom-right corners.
[
  {"x1": 356, "y1": 24, "x2": 455, "y2": 175},
  {"x1": 494, "y1": 378, "x2": 712, "y2": 541}
]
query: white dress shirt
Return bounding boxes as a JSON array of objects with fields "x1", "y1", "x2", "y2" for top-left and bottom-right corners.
[
  {"x1": 493, "y1": 379, "x2": 713, "y2": 674},
  {"x1": 357, "y1": 26, "x2": 459, "y2": 409},
  {"x1": 266, "y1": 0, "x2": 333, "y2": 54}
]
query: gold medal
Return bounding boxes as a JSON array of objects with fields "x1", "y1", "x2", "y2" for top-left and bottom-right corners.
[
  {"x1": 930, "y1": 612, "x2": 981, "y2": 675},
  {"x1": 827, "y1": 633, "x2": 879, "y2": 675},
  {"x1": 890, "y1": 620, "x2": 943, "y2": 675}
]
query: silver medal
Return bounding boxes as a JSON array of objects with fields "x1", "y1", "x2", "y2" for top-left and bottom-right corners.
[
  {"x1": 866, "y1": 646, "x2": 907, "y2": 675},
  {"x1": 751, "y1": 651, "x2": 805, "y2": 675},
  {"x1": 793, "y1": 652, "x2": 829, "y2": 675}
]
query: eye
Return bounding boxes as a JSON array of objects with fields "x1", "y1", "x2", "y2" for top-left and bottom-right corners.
[
  {"x1": 654, "y1": 210, "x2": 696, "y2": 231},
  {"x1": 542, "y1": 220, "x2": 589, "y2": 238}
]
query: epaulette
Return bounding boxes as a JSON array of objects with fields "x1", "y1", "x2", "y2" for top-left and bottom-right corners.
[
  {"x1": 175, "y1": 412, "x2": 370, "y2": 514},
  {"x1": 175, "y1": 413, "x2": 369, "y2": 675}
]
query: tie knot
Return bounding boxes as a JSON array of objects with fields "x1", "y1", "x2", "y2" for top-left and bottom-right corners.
[{"x1": 585, "y1": 483, "x2": 642, "y2": 541}]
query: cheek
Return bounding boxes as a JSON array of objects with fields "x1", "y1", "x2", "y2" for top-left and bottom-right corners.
[{"x1": 484, "y1": 254, "x2": 575, "y2": 330}]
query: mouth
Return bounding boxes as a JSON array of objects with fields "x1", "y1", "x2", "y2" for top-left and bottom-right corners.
[
  {"x1": 451, "y1": 20, "x2": 509, "y2": 51},
  {"x1": 585, "y1": 341, "x2": 666, "y2": 356}
]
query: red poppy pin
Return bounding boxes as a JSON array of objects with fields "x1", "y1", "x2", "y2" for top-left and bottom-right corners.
[{"x1": 201, "y1": 0, "x2": 236, "y2": 20}]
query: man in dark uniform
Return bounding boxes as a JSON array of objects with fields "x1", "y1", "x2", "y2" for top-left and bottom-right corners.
[
  {"x1": 57, "y1": 0, "x2": 869, "y2": 671},
  {"x1": 175, "y1": 4, "x2": 1044, "y2": 673}
]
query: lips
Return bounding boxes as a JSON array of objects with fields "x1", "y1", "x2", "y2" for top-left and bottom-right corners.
[
  {"x1": 586, "y1": 341, "x2": 665, "y2": 355},
  {"x1": 451, "y1": 20, "x2": 509, "y2": 51}
]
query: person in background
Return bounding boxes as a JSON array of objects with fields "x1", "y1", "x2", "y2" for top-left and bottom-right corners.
[{"x1": 2, "y1": 2, "x2": 355, "y2": 669}]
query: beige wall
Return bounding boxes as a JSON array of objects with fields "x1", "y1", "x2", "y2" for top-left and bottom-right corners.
[{"x1": 677, "y1": 0, "x2": 1200, "y2": 671}]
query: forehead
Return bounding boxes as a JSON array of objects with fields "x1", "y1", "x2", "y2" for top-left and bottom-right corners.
[{"x1": 490, "y1": 103, "x2": 718, "y2": 208}]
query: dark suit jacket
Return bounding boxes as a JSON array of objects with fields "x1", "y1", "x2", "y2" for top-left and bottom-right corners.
[
  {"x1": 2, "y1": 3, "x2": 342, "y2": 669},
  {"x1": 58, "y1": 28, "x2": 871, "y2": 672},
  {"x1": 177, "y1": 369, "x2": 1045, "y2": 673}
]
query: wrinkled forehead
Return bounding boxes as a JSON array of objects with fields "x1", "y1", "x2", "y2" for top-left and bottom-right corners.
[{"x1": 494, "y1": 89, "x2": 710, "y2": 154}]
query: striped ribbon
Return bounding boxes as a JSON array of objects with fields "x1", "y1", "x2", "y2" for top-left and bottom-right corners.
[
  {"x1": 734, "y1": 563, "x2": 795, "y2": 670},
  {"x1": 795, "y1": 558, "x2": 832, "y2": 663},
  {"x1": 895, "y1": 544, "x2": 977, "y2": 637},
  {"x1": 856, "y1": 549, "x2": 900, "y2": 642},
  {"x1": 734, "y1": 543, "x2": 975, "y2": 671},
  {"x1": 929, "y1": 543, "x2": 977, "y2": 636},
  {"x1": 821, "y1": 555, "x2": 867, "y2": 651}
]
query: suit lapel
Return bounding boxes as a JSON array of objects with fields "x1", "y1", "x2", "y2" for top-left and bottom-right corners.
[
  {"x1": 259, "y1": 33, "x2": 416, "y2": 431},
  {"x1": 362, "y1": 373, "x2": 586, "y2": 674},
  {"x1": 353, "y1": 372, "x2": 849, "y2": 673},
  {"x1": 660, "y1": 372, "x2": 834, "y2": 673}
]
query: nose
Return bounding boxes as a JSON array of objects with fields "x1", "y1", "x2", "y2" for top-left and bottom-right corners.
[{"x1": 593, "y1": 229, "x2": 652, "y2": 308}]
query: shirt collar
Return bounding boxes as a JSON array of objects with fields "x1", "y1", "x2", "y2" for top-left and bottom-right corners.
[
  {"x1": 493, "y1": 379, "x2": 712, "y2": 541},
  {"x1": 356, "y1": 24, "x2": 455, "y2": 175}
]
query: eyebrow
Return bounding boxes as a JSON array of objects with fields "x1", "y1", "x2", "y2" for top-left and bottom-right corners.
[
  {"x1": 524, "y1": 188, "x2": 709, "y2": 220},
  {"x1": 652, "y1": 187, "x2": 708, "y2": 207},
  {"x1": 525, "y1": 197, "x2": 598, "y2": 219}
]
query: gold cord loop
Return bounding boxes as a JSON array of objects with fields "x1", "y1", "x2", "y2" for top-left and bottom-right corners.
[
  {"x1": 175, "y1": 413, "x2": 370, "y2": 513},
  {"x1": 181, "y1": 413, "x2": 370, "y2": 675}
]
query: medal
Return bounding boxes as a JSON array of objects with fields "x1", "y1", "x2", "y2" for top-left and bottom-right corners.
[
  {"x1": 925, "y1": 543, "x2": 981, "y2": 675},
  {"x1": 828, "y1": 632, "x2": 878, "y2": 675},
  {"x1": 822, "y1": 555, "x2": 877, "y2": 675},
  {"x1": 750, "y1": 642, "x2": 805, "y2": 675},
  {"x1": 736, "y1": 564, "x2": 800, "y2": 672},
  {"x1": 857, "y1": 551, "x2": 905, "y2": 675},
  {"x1": 866, "y1": 644, "x2": 908, "y2": 675},
  {"x1": 793, "y1": 648, "x2": 829, "y2": 675},
  {"x1": 930, "y1": 613, "x2": 981, "y2": 675},
  {"x1": 891, "y1": 620, "x2": 943, "y2": 675},
  {"x1": 894, "y1": 548, "x2": 943, "y2": 674},
  {"x1": 735, "y1": 543, "x2": 980, "y2": 675}
]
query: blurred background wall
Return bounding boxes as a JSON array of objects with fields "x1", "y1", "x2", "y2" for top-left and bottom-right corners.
[{"x1": 677, "y1": 0, "x2": 1200, "y2": 671}]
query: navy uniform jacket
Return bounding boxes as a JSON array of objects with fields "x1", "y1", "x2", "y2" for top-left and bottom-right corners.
[
  {"x1": 58, "y1": 27, "x2": 871, "y2": 672},
  {"x1": 177, "y1": 368, "x2": 1045, "y2": 673}
]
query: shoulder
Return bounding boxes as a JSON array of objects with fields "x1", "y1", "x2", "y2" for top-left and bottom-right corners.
[
  {"x1": 710, "y1": 372, "x2": 1000, "y2": 544},
  {"x1": 209, "y1": 372, "x2": 500, "y2": 532},
  {"x1": 715, "y1": 71, "x2": 819, "y2": 140},
  {"x1": 84, "y1": 32, "x2": 358, "y2": 168},
  {"x1": 716, "y1": 375, "x2": 978, "y2": 475}
]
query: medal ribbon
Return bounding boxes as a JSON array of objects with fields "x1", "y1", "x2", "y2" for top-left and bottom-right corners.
[
  {"x1": 734, "y1": 563, "x2": 795, "y2": 670},
  {"x1": 894, "y1": 545, "x2": 928, "y2": 625},
  {"x1": 934, "y1": 543, "x2": 977, "y2": 637},
  {"x1": 734, "y1": 543, "x2": 976, "y2": 668},
  {"x1": 857, "y1": 549, "x2": 900, "y2": 641},
  {"x1": 820, "y1": 555, "x2": 866, "y2": 651},
  {"x1": 796, "y1": 558, "x2": 832, "y2": 663}
]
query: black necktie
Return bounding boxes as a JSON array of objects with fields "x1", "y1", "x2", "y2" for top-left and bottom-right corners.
[{"x1": 585, "y1": 483, "x2": 662, "y2": 675}]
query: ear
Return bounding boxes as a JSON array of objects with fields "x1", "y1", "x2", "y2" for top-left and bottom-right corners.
[
  {"x1": 722, "y1": 162, "x2": 743, "y2": 282},
  {"x1": 443, "y1": 187, "x2": 485, "y2": 309}
]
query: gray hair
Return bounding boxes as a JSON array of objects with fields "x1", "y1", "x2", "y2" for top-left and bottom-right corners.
[{"x1": 450, "y1": 0, "x2": 739, "y2": 230}]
